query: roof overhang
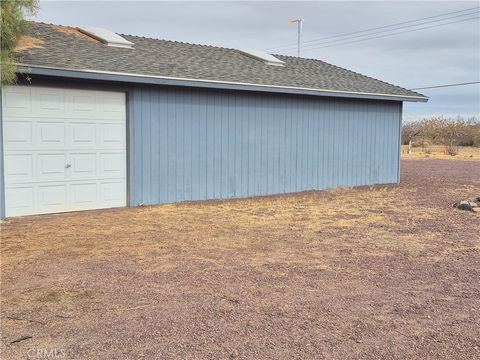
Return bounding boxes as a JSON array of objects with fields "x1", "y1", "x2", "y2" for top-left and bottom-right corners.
[{"x1": 16, "y1": 64, "x2": 429, "y2": 103}]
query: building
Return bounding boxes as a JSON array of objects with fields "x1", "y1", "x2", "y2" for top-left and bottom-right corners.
[{"x1": 0, "y1": 23, "x2": 427, "y2": 218}]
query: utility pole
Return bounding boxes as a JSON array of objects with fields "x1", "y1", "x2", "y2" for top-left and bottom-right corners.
[{"x1": 288, "y1": 18, "x2": 304, "y2": 57}]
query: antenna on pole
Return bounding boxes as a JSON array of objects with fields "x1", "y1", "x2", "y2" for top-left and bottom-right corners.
[{"x1": 288, "y1": 17, "x2": 304, "y2": 57}]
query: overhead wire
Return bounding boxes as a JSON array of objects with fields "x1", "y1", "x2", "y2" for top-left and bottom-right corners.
[
  {"x1": 409, "y1": 81, "x2": 480, "y2": 90},
  {"x1": 284, "y1": 16, "x2": 479, "y2": 53},
  {"x1": 264, "y1": 6, "x2": 479, "y2": 52},
  {"x1": 271, "y1": 10, "x2": 479, "y2": 52}
]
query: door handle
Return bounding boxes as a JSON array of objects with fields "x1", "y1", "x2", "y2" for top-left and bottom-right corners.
[{"x1": 65, "y1": 164, "x2": 72, "y2": 168}]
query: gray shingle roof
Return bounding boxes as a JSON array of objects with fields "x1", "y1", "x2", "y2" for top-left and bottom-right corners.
[{"x1": 15, "y1": 22, "x2": 427, "y2": 100}]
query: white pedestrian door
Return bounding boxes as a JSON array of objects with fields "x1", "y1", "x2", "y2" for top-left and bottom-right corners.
[{"x1": 2, "y1": 86, "x2": 127, "y2": 217}]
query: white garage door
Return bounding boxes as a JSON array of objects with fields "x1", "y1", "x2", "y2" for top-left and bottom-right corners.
[{"x1": 2, "y1": 86, "x2": 127, "y2": 217}]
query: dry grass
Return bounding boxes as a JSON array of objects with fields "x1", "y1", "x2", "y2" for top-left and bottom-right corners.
[
  {"x1": 0, "y1": 186, "x2": 452, "y2": 273},
  {"x1": 1, "y1": 160, "x2": 479, "y2": 359},
  {"x1": 0, "y1": 186, "x2": 450, "y2": 331},
  {"x1": 53, "y1": 25, "x2": 100, "y2": 42},
  {"x1": 14, "y1": 36, "x2": 44, "y2": 52},
  {"x1": 401, "y1": 145, "x2": 480, "y2": 160}
]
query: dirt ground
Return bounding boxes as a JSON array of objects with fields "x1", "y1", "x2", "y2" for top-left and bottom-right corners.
[{"x1": 1, "y1": 160, "x2": 479, "y2": 360}]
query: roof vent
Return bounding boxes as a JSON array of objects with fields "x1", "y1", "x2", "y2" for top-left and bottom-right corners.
[
  {"x1": 78, "y1": 27, "x2": 134, "y2": 49},
  {"x1": 238, "y1": 49, "x2": 284, "y2": 66}
]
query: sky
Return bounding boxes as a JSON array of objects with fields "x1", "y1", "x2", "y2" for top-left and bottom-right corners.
[{"x1": 35, "y1": 1, "x2": 480, "y2": 120}]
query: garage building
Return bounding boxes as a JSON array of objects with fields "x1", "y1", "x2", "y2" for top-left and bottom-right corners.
[{"x1": 0, "y1": 23, "x2": 427, "y2": 218}]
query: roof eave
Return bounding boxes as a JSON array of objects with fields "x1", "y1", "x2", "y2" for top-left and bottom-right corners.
[{"x1": 16, "y1": 64, "x2": 429, "y2": 103}]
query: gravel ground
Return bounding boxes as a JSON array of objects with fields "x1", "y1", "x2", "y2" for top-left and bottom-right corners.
[{"x1": 1, "y1": 159, "x2": 479, "y2": 360}]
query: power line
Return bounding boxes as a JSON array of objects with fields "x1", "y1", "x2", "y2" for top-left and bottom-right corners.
[
  {"x1": 271, "y1": 10, "x2": 479, "y2": 52},
  {"x1": 293, "y1": 16, "x2": 479, "y2": 53},
  {"x1": 266, "y1": 6, "x2": 479, "y2": 51},
  {"x1": 409, "y1": 81, "x2": 480, "y2": 90},
  {"x1": 265, "y1": 6, "x2": 479, "y2": 52}
]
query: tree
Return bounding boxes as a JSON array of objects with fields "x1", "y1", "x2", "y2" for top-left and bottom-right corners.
[
  {"x1": 402, "y1": 122, "x2": 422, "y2": 154},
  {"x1": 1, "y1": 0, "x2": 38, "y2": 85},
  {"x1": 402, "y1": 116, "x2": 480, "y2": 156}
]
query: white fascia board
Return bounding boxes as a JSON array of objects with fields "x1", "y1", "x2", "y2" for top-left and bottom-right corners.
[{"x1": 16, "y1": 64, "x2": 429, "y2": 102}]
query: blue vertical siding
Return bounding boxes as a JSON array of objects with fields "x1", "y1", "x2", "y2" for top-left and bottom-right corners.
[
  {"x1": 129, "y1": 85, "x2": 402, "y2": 206},
  {"x1": 0, "y1": 87, "x2": 4, "y2": 219},
  {"x1": 0, "y1": 79, "x2": 407, "y2": 219}
]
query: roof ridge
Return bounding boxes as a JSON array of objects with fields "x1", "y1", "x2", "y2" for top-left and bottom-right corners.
[
  {"x1": 118, "y1": 32, "x2": 236, "y2": 52},
  {"x1": 31, "y1": 20, "x2": 76, "y2": 29},
  {"x1": 31, "y1": 21, "x2": 238, "y2": 53}
]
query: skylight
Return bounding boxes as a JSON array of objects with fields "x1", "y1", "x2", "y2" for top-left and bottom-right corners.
[
  {"x1": 78, "y1": 27, "x2": 134, "y2": 49},
  {"x1": 237, "y1": 49, "x2": 285, "y2": 66}
]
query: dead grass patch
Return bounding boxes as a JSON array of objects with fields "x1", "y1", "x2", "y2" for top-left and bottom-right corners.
[
  {"x1": 2, "y1": 158, "x2": 477, "y2": 276},
  {"x1": 11, "y1": 287, "x2": 104, "y2": 306},
  {"x1": 0, "y1": 184, "x2": 444, "y2": 274},
  {"x1": 14, "y1": 36, "x2": 44, "y2": 52},
  {"x1": 1, "y1": 160, "x2": 479, "y2": 359},
  {"x1": 53, "y1": 25, "x2": 100, "y2": 42},
  {"x1": 402, "y1": 145, "x2": 480, "y2": 160}
]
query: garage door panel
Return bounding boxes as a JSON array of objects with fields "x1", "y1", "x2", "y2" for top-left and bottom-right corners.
[
  {"x1": 34, "y1": 89, "x2": 66, "y2": 117},
  {"x1": 67, "y1": 92, "x2": 96, "y2": 118},
  {"x1": 99, "y1": 122, "x2": 126, "y2": 147},
  {"x1": 38, "y1": 184, "x2": 67, "y2": 211},
  {"x1": 3, "y1": 121, "x2": 33, "y2": 149},
  {"x1": 99, "y1": 153, "x2": 125, "y2": 177},
  {"x1": 71, "y1": 183, "x2": 98, "y2": 208},
  {"x1": 97, "y1": 93, "x2": 126, "y2": 119},
  {"x1": 5, "y1": 187, "x2": 35, "y2": 216},
  {"x1": 70, "y1": 122, "x2": 96, "y2": 146},
  {"x1": 3, "y1": 86, "x2": 126, "y2": 217},
  {"x1": 100, "y1": 181, "x2": 126, "y2": 206},
  {"x1": 38, "y1": 121, "x2": 66, "y2": 146},
  {"x1": 4, "y1": 154, "x2": 33, "y2": 182},
  {"x1": 70, "y1": 153, "x2": 97, "y2": 178},
  {"x1": 3, "y1": 87, "x2": 32, "y2": 117},
  {"x1": 38, "y1": 153, "x2": 67, "y2": 179}
]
